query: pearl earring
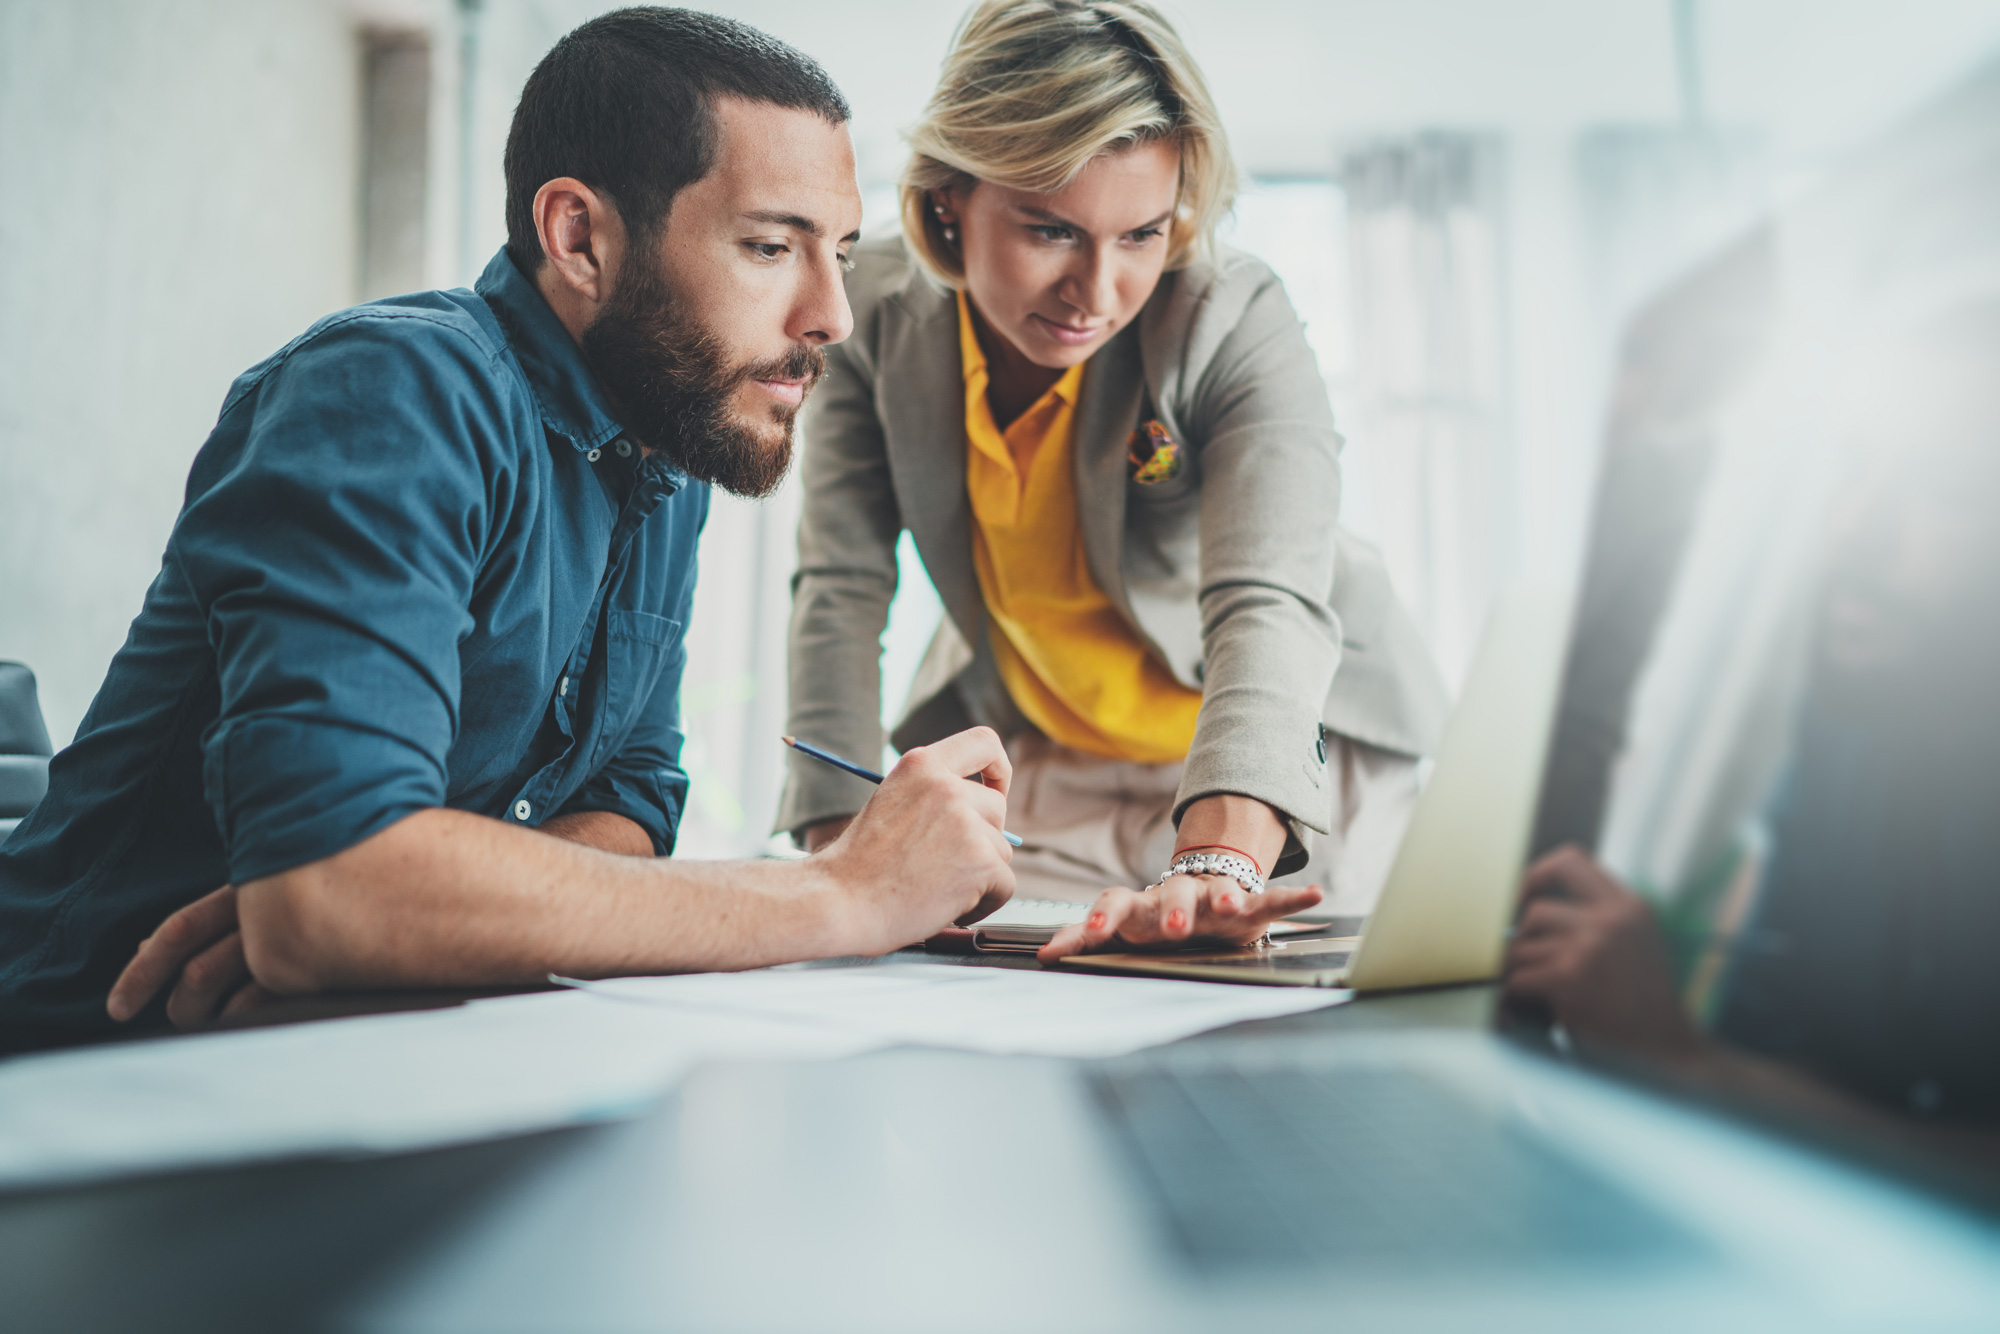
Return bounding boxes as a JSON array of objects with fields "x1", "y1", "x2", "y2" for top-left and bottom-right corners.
[{"x1": 942, "y1": 224, "x2": 958, "y2": 243}]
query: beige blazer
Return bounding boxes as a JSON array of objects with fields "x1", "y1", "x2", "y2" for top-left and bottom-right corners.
[{"x1": 777, "y1": 237, "x2": 1448, "y2": 867}]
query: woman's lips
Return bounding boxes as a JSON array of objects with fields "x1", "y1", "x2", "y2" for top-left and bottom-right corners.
[
  {"x1": 1031, "y1": 313, "x2": 1104, "y2": 347},
  {"x1": 753, "y1": 378, "x2": 807, "y2": 407}
]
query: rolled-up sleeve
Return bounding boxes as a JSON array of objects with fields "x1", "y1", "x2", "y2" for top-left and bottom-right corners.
[{"x1": 175, "y1": 313, "x2": 511, "y2": 884}]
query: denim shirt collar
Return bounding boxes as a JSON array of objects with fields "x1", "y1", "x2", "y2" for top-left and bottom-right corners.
[{"x1": 476, "y1": 247, "x2": 630, "y2": 456}]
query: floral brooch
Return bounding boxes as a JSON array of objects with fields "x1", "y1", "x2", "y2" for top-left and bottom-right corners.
[{"x1": 1126, "y1": 419, "x2": 1183, "y2": 484}]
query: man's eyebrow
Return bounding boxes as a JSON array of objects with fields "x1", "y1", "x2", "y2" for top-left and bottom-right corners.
[
  {"x1": 742, "y1": 209, "x2": 826, "y2": 238},
  {"x1": 1015, "y1": 203, "x2": 1174, "y2": 233}
]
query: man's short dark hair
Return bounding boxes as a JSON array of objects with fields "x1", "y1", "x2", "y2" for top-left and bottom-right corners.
[{"x1": 503, "y1": 7, "x2": 850, "y2": 272}]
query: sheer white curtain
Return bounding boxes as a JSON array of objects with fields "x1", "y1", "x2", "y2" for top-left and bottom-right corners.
[
  {"x1": 1339, "y1": 134, "x2": 1510, "y2": 690},
  {"x1": 668, "y1": 483, "x2": 800, "y2": 859}
]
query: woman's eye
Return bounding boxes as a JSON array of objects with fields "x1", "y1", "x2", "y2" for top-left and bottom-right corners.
[
  {"x1": 1029, "y1": 225, "x2": 1072, "y2": 243},
  {"x1": 1127, "y1": 227, "x2": 1164, "y2": 244}
]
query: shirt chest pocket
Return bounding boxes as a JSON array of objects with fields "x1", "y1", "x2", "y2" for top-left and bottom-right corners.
[{"x1": 590, "y1": 609, "x2": 684, "y2": 766}]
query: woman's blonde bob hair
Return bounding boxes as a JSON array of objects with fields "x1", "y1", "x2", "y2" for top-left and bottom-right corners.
[{"x1": 900, "y1": 0, "x2": 1237, "y2": 286}]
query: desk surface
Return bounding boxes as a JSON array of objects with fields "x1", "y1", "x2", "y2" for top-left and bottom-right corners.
[{"x1": 0, "y1": 951, "x2": 1494, "y2": 1333}]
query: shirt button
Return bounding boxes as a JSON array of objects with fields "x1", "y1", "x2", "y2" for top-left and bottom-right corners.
[
  {"x1": 558, "y1": 676, "x2": 569, "y2": 697},
  {"x1": 513, "y1": 799, "x2": 532, "y2": 821},
  {"x1": 615, "y1": 439, "x2": 633, "y2": 458},
  {"x1": 586, "y1": 447, "x2": 602, "y2": 463},
  {"x1": 1315, "y1": 735, "x2": 1328, "y2": 764}
]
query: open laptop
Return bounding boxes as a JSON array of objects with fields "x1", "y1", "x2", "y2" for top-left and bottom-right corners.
[{"x1": 1055, "y1": 582, "x2": 1572, "y2": 990}]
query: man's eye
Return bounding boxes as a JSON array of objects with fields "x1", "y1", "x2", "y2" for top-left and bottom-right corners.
[
  {"x1": 837, "y1": 251, "x2": 856, "y2": 273},
  {"x1": 1029, "y1": 225, "x2": 1072, "y2": 242},
  {"x1": 747, "y1": 242, "x2": 789, "y2": 260}
]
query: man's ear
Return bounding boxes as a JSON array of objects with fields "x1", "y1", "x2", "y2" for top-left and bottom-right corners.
[{"x1": 533, "y1": 177, "x2": 625, "y2": 308}]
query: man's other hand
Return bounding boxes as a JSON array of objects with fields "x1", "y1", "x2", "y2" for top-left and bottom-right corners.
[
  {"x1": 105, "y1": 885, "x2": 271, "y2": 1030},
  {"x1": 105, "y1": 809, "x2": 657, "y2": 1030},
  {"x1": 811, "y1": 726, "x2": 1016, "y2": 954}
]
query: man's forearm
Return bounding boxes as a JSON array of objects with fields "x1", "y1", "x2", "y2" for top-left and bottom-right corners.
[{"x1": 236, "y1": 808, "x2": 844, "y2": 993}]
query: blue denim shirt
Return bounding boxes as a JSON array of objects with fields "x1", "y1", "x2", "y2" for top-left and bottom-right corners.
[{"x1": 0, "y1": 250, "x2": 706, "y2": 1032}]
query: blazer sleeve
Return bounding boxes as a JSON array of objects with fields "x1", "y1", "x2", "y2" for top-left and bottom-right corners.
[
  {"x1": 775, "y1": 334, "x2": 904, "y2": 836},
  {"x1": 1173, "y1": 264, "x2": 1348, "y2": 868}
]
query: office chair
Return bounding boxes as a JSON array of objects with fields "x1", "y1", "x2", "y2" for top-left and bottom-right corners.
[{"x1": 0, "y1": 661, "x2": 53, "y2": 841}]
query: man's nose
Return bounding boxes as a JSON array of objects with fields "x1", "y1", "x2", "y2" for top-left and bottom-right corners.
[{"x1": 791, "y1": 252, "x2": 855, "y2": 346}]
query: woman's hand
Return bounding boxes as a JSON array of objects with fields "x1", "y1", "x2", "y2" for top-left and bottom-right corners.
[{"x1": 1036, "y1": 874, "x2": 1322, "y2": 961}]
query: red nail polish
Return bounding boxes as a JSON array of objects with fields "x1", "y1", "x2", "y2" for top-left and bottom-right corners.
[
  {"x1": 1168, "y1": 910, "x2": 1186, "y2": 931},
  {"x1": 1221, "y1": 896, "x2": 1237, "y2": 911},
  {"x1": 1087, "y1": 912, "x2": 1106, "y2": 930}
]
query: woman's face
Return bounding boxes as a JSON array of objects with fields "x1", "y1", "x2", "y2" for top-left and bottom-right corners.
[{"x1": 940, "y1": 138, "x2": 1180, "y2": 370}]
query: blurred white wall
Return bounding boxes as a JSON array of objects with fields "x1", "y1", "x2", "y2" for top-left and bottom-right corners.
[
  {"x1": 0, "y1": 0, "x2": 366, "y2": 744},
  {"x1": 2, "y1": 0, "x2": 1997, "y2": 854}
]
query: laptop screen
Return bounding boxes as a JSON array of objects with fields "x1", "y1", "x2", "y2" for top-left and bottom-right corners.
[{"x1": 1511, "y1": 135, "x2": 2000, "y2": 1200}]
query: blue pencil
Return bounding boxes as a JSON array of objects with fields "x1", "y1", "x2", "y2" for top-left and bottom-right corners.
[{"x1": 782, "y1": 735, "x2": 1025, "y2": 847}]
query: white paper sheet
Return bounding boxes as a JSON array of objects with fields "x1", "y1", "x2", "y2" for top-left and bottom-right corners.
[
  {"x1": 0, "y1": 991, "x2": 880, "y2": 1191},
  {"x1": 567, "y1": 962, "x2": 1351, "y2": 1058}
]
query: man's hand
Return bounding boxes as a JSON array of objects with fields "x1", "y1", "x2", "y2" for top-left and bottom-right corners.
[
  {"x1": 105, "y1": 886, "x2": 272, "y2": 1029},
  {"x1": 800, "y1": 815, "x2": 853, "y2": 854},
  {"x1": 1037, "y1": 876, "x2": 1323, "y2": 962},
  {"x1": 106, "y1": 808, "x2": 659, "y2": 1030},
  {"x1": 810, "y1": 727, "x2": 1016, "y2": 954},
  {"x1": 1503, "y1": 845, "x2": 1701, "y2": 1058}
]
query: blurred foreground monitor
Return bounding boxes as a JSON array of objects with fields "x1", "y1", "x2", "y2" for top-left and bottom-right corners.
[{"x1": 1516, "y1": 58, "x2": 2000, "y2": 1203}]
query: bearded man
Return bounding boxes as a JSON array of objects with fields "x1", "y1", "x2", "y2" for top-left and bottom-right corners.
[{"x1": 0, "y1": 8, "x2": 1016, "y2": 1043}]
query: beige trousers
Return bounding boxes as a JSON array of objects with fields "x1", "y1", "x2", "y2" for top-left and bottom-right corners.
[{"x1": 1001, "y1": 730, "x2": 1420, "y2": 920}]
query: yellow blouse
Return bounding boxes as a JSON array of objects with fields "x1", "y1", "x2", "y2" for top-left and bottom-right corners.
[{"x1": 959, "y1": 293, "x2": 1202, "y2": 764}]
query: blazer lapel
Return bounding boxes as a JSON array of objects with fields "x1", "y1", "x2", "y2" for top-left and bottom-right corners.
[
  {"x1": 1071, "y1": 321, "x2": 1147, "y2": 613},
  {"x1": 876, "y1": 281, "x2": 985, "y2": 645}
]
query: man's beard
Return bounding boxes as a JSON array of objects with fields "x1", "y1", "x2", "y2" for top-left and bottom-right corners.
[{"x1": 580, "y1": 251, "x2": 824, "y2": 498}]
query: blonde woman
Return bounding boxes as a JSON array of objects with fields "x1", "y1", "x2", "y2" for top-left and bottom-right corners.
[{"x1": 780, "y1": 0, "x2": 1447, "y2": 954}]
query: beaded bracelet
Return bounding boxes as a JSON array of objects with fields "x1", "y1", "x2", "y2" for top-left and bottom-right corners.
[
  {"x1": 1174, "y1": 843, "x2": 1265, "y2": 876},
  {"x1": 1149, "y1": 850, "x2": 1266, "y2": 897}
]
